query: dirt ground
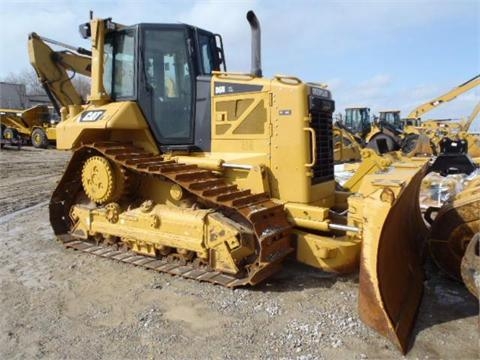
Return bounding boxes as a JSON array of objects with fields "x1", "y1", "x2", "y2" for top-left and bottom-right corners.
[{"x1": 0, "y1": 146, "x2": 478, "y2": 360}]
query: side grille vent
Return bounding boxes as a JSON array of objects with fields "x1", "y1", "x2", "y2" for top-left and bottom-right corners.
[{"x1": 309, "y1": 97, "x2": 334, "y2": 184}]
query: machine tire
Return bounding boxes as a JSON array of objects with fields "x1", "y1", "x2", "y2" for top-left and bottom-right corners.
[
  {"x1": 0, "y1": 124, "x2": 5, "y2": 149},
  {"x1": 31, "y1": 128, "x2": 49, "y2": 148},
  {"x1": 3, "y1": 128, "x2": 16, "y2": 141},
  {"x1": 365, "y1": 132, "x2": 400, "y2": 154},
  {"x1": 401, "y1": 133, "x2": 420, "y2": 154}
]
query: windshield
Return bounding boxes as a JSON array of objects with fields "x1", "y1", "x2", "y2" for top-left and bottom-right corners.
[
  {"x1": 380, "y1": 112, "x2": 402, "y2": 128},
  {"x1": 142, "y1": 29, "x2": 193, "y2": 143},
  {"x1": 345, "y1": 108, "x2": 370, "y2": 134}
]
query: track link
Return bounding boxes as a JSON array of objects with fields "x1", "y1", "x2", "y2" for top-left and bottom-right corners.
[
  {"x1": 51, "y1": 141, "x2": 293, "y2": 287},
  {"x1": 64, "y1": 240, "x2": 255, "y2": 287}
]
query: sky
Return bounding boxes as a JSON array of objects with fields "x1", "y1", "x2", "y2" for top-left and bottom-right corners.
[{"x1": 1, "y1": 0, "x2": 479, "y2": 130}]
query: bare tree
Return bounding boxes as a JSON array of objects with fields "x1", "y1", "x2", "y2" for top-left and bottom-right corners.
[
  {"x1": 2, "y1": 68, "x2": 92, "y2": 103},
  {"x1": 71, "y1": 74, "x2": 91, "y2": 99},
  {"x1": 2, "y1": 68, "x2": 44, "y2": 95}
]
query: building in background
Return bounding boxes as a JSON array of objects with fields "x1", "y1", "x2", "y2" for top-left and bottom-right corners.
[
  {"x1": 0, "y1": 82, "x2": 52, "y2": 110},
  {"x1": 0, "y1": 82, "x2": 28, "y2": 109},
  {"x1": 27, "y1": 93, "x2": 51, "y2": 107}
]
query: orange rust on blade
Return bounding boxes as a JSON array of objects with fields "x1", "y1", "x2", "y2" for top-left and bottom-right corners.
[{"x1": 358, "y1": 165, "x2": 427, "y2": 354}]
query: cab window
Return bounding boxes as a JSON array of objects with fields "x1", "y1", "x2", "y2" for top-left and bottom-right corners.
[
  {"x1": 142, "y1": 29, "x2": 193, "y2": 142},
  {"x1": 103, "y1": 30, "x2": 135, "y2": 98}
]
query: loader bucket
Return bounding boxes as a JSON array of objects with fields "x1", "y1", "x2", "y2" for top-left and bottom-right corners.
[{"x1": 357, "y1": 163, "x2": 428, "y2": 353}]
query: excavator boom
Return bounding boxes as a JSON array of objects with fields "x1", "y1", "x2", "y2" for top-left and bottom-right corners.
[
  {"x1": 407, "y1": 74, "x2": 480, "y2": 119},
  {"x1": 28, "y1": 32, "x2": 91, "y2": 113},
  {"x1": 462, "y1": 101, "x2": 480, "y2": 132}
]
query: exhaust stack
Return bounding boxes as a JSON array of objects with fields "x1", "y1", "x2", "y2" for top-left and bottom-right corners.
[{"x1": 246, "y1": 11, "x2": 262, "y2": 77}]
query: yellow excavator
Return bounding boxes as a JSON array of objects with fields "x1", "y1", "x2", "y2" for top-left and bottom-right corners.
[
  {"x1": 30, "y1": 11, "x2": 435, "y2": 353},
  {"x1": 460, "y1": 101, "x2": 480, "y2": 158},
  {"x1": 406, "y1": 75, "x2": 480, "y2": 121},
  {"x1": 1, "y1": 34, "x2": 91, "y2": 150}
]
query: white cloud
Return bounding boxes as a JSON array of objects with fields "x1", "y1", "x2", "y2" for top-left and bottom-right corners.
[{"x1": 0, "y1": 0, "x2": 477, "y2": 123}]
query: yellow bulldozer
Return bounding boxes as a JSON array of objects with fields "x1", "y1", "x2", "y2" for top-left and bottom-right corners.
[{"x1": 30, "y1": 11, "x2": 462, "y2": 353}]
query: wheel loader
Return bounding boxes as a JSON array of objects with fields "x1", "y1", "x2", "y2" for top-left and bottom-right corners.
[
  {"x1": 332, "y1": 125, "x2": 362, "y2": 163},
  {"x1": 29, "y1": 11, "x2": 433, "y2": 353}
]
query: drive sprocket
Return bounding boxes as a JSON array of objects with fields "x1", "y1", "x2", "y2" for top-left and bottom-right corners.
[{"x1": 81, "y1": 155, "x2": 126, "y2": 204}]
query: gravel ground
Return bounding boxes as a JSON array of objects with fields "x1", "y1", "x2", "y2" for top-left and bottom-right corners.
[{"x1": 0, "y1": 147, "x2": 478, "y2": 359}]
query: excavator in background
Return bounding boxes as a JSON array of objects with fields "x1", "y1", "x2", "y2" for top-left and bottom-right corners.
[
  {"x1": 30, "y1": 10, "x2": 461, "y2": 354},
  {"x1": 27, "y1": 33, "x2": 92, "y2": 116},
  {"x1": 457, "y1": 101, "x2": 480, "y2": 158},
  {"x1": 406, "y1": 74, "x2": 480, "y2": 121},
  {"x1": 1, "y1": 34, "x2": 91, "y2": 150},
  {"x1": 366, "y1": 74, "x2": 480, "y2": 155}
]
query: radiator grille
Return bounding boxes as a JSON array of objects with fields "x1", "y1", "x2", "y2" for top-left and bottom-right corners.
[{"x1": 309, "y1": 97, "x2": 334, "y2": 184}]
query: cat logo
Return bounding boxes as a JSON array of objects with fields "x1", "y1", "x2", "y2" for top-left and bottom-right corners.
[{"x1": 79, "y1": 110, "x2": 106, "y2": 122}]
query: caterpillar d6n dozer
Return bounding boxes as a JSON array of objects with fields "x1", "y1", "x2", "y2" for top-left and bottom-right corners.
[{"x1": 29, "y1": 11, "x2": 430, "y2": 353}]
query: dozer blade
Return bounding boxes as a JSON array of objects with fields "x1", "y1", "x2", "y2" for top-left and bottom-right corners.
[{"x1": 357, "y1": 162, "x2": 428, "y2": 353}]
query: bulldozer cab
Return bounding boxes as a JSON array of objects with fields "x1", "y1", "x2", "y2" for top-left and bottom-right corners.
[
  {"x1": 101, "y1": 23, "x2": 225, "y2": 151},
  {"x1": 344, "y1": 107, "x2": 371, "y2": 138}
]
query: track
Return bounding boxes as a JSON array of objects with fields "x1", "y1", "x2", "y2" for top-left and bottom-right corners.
[
  {"x1": 51, "y1": 141, "x2": 293, "y2": 287},
  {"x1": 65, "y1": 239, "x2": 261, "y2": 287}
]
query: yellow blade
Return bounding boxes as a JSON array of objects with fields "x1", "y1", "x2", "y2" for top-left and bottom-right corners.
[{"x1": 357, "y1": 162, "x2": 428, "y2": 353}]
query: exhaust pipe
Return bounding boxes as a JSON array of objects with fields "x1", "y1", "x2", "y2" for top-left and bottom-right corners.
[{"x1": 246, "y1": 10, "x2": 262, "y2": 77}]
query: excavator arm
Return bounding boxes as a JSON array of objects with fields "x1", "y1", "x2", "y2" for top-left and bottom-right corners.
[
  {"x1": 28, "y1": 32, "x2": 92, "y2": 114},
  {"x1": 462, "y1": 101, "x2": 480, "y2": 132},
  {"x1": 407, "y1": 74, "x2": 480, "y2": 119}
]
